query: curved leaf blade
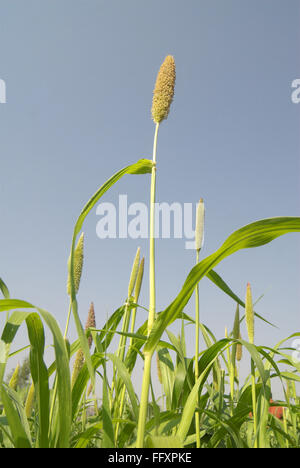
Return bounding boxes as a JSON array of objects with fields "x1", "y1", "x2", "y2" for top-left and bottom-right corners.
[
  {"x1": 145, "y1": 217, "x2": 300, "y2": 353},
  {"x1": 68, "y1": 159, "x2": 153, "y2": 388}
]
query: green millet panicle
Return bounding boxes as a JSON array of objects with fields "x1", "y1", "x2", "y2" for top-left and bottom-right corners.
[
  {"x1": 151, "y1": 55, "x2": 176, "y2": 124},
  {"x1": 245, "y1": 283, "x2": 255, "y2": 344},
  {"x1": 67, "y1": 232, "x2": 84, "y2": 296},
  {"x1": 134, "y1": 256, "x2": 145, "y2": 302},
  {"x1": 128, "y1": 247, "x2": 141, "y2": 298},
  {"x1": 231, "y1": 304, "x2": 240, "y2": 367},
  {"x1": 71, "y1": 303, "x2": 96, "y2": 388}
]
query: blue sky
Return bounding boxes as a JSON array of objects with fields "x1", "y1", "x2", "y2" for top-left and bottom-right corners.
[{"x1": 0, "y1": 1, "x2": 299, "y2": 393}]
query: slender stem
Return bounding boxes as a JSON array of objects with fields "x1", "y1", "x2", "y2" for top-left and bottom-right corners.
[
  {"x1": 49, "y1": 302, "x2": 72, "y2": 437},
  {"x1": 110, "y1": 301, "x2": 130, "y2": 402},
  {"x1": 129, "y1": 305, "x2": 137, "y2": 348},
  {"x1": 136, "y1": 352, "x2": 152, "y2": 447},
  {"x1": 63, "y1": 302, "x2": 72, "y2": 339},
  {"x1": 116, "y1": 297, "x2": 140, "y2": 441},
  {"x1": 136, "y1": 122, "x2": 159, "y2": 448},
  {"x1": 229, "y1": 364, "x2": 235, "y2": 416},
  {"x1": 228, "y1": 338, "x2": 234, "y2": 416},
  {"x1": 195, "y1": 249, "x2": 201, "y2": 448},
  {"x1": 114, "y1": 300, "x2": 132, "y2": 441},
  {"x1": 282, "y1": 409, "x2": 289, "y2": 448},
  {"x1": 251, "y1": 359, "x2": 258, "y2": 448},
  {"x1": 148, "y1": 122, "x2": 159, "y2": 332},
  {"x1": 117, "y1": 301, "x2": 131, "y2": 362},
  {"x1": 49, "y1": 375, "x2": 58, "y2": 431}
]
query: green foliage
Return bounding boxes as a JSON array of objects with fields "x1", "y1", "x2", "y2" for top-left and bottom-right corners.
[{"x1": 0, "y1": 59, "x2": 299, "y2": 449}]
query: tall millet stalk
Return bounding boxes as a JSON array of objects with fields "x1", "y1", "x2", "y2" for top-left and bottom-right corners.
[
  {"x1": 136, "y1": 55, "x2": 176, "y2": 448},
  {"x1": 194, "y1": 198, "x2": 205, "y2": 448}
]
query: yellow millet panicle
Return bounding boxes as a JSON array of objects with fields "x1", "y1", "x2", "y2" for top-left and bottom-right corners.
[
  {"x1": 236, "y1": 333, "x2": 243, "y2": 362},
  {"x1": 71, "y1": 348, "x2": 85, "y2": 388},
  {"x1": 85, "y1": 302, "x2": 96, "y2": 349},
  {"x1": 25, "y1": 382, "x2": 35, "y2": 418},
  {"x1": 195, "y1": 198, "x2": 205, "y2": 252},
  {"x1": 151, "y1": 55, "x2": 176, "y2": 124},
  {"x1": 9, "y1": 363, "x2": 20, "y2": 390},
  {"x1": 67, "y1": 233, "x2": 84, "y2": 296}
]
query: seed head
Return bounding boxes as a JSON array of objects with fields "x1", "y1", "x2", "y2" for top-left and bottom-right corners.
[
  {"x1": 85, "y1": 302, "x2": 96, "y2": 349},
  {"x1": 236, "y1": 333, "x2": 243, "y2": 362},
  {"x1": 151, "y1": 55, "x2": 176, "y2": 124},
  {"x1": 195, "y1": 198, "x2": 205, "y2": 252},
  {"x1": 71, "y1": 348, "x2": 85, "y2": 388},
  {"x1": 67, "y1": 233, "x2": 84, "y2": 296},
  {"x1": 8, "y1": 363, "x2": 20, "y2": 390},
  {"x1": 71, "y1": 304, "x2": 96, "y2": 387},
  {"x1": 134, "y1": 256, "x2": 145, "y2": 302},
  {"x1": 128, "y1": 247, "x2": 141, "y2": 298},
  {"x1": 245, "y1": 283, "x2": 255, "y2": 344},
  {"x1": 231, "y1": 304, "x2": 240, "y2": 368},
  {"x1": 25, "y1": 382, "x2": 35, "y2": 418}
]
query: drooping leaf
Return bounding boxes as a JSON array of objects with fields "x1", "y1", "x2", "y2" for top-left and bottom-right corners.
[
  {"x1": 67, "y1": 159, "x2": 154, "y2": 388},
  {"x1": 145, "y1": 217, "x2": 300, "y2": 353}
]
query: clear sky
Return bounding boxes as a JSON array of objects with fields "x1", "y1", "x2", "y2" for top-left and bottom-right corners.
[{"x1": 0, "y1": 1, "x2": 299, "y2": 394}]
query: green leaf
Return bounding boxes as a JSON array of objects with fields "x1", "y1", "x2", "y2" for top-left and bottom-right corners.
[
  {"x1": 176, "y1": 339, "x2": 229, "y2": 442},
  {"x1": 0, "y1": 299, "x2": 34, "y2": 312},
  {"x1": 68, "y1": 159, "x2": 154, "y2": 388},
  {"x1": 0, "y1": 278, "x2": 10, "y2": 299},
  {"x1": 157, "y1": 348, "x2": 174, "y2": 410},
  {"x1": 127, "y1": 159, "x2": 154, "y2": 174},
  {"x1": 73, "y1": 423, "x2": 102, "y2": 448},
  {"x1": 107, "y1": 353, "x2": 139, "y2": 421},
  {"x1": 207, "y1": 270, "x2": 277, "y2": 328},
  {"x1": 0, "y1": 299, "x2": 71, "y2": 448},
  {"x1": 0, "y1": 384, "x2": 31, "y2": 448},
  {"x1": 145, "y1": 217, "x2": 300, "y2": 353},
  {"x1": 71, "y1": 353, "x2": 104, "y2": 419},
  {"x1": 35, "y1": 306, "x2": 71, "y2": 448},
  {"x1": 207, "y1": 270, "x2": 245, "y2": 307},
  {"x1": 280, "y1": 371, "x2": 300, "y2": 383},
  {"x1": 25, "y1": 313, "x2": 50, "y2": 448},
  {"x1": 101, "y1": 364, "x2": 114, "y2": 448},
  {"x1": 0, "y1": 310, "x2": 32, "y2": 386}
]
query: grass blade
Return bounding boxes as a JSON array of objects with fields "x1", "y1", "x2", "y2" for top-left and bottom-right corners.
[
  {"x1": 25, "y1": 313, "x2": 50, "y2": 448},
  {"x1": 0, "y1": 384, "x2": 31, "y2": 448},
  {"x1": 145, "y1": 217, "x2": 300, "y2": 353}
]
